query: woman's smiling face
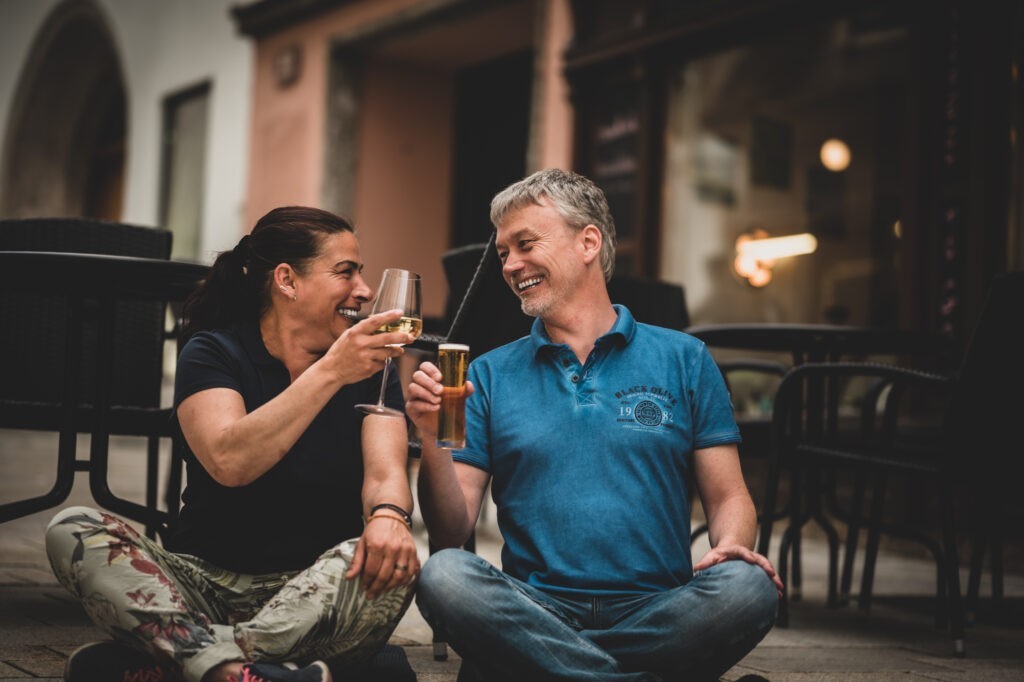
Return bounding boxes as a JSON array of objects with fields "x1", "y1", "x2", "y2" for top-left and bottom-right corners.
[{"x1": 292, "y1": 230, "x2": 372, "y2": 349}]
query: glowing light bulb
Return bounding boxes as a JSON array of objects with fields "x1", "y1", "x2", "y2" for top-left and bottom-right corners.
[
  {"x1": 820, "y1": 138, "x2": 851, "y2": 172},
  {"x1": 733, "y1": 231, "x2": 818, "y2": 287},
  {"x1": 736, "y1": 233, "x2": 818, "y2": 260}
]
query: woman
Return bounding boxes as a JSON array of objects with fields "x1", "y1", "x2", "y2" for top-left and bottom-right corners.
[{"x1": 46, "y1": 206, "x2": 420, "y2": 682}]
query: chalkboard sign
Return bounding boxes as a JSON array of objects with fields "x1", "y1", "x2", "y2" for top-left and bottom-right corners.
[{"x1": 584, "y1": 80, "x2": 640, "y2": 242}]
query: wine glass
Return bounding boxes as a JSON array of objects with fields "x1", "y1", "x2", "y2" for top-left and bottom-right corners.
[{"x1": 355, "y1": 268, "x2": 422, "y2": 416}]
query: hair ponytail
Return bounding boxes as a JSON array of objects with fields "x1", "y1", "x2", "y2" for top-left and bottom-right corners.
[{"x1": 181, "y1": 238, "x2": 257, "y2": 339}]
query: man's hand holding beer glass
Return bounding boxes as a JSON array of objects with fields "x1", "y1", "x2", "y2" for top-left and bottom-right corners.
[{"x1": 406, "y1": 349, "x2": 474, "y2": 448}]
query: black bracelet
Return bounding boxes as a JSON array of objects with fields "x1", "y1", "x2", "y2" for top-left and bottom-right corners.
[{"x1": 371, "y1": 503, "x2": 412, "y2": 527}]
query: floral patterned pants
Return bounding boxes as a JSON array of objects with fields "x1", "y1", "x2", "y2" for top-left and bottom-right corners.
[{"x1": 46, "y1": 506, "x2": 413, "y2": 682}]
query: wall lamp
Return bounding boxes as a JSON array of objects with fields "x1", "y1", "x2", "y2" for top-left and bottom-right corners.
[
  {"x1": 734, "y1": 229, "x2": 818, "y2": 287},
  {"x1": 820, "y1": 138, "x2": 851, "y2": 172}
]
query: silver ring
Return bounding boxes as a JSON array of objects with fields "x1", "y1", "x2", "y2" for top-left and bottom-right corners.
[{"x1": 395, "y1": 564, "x2": 409, "y2": 571}]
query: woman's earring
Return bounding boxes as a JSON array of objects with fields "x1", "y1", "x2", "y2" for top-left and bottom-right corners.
[{"x1": 279, "y1": 285, "x2": 296, "y2": 301}]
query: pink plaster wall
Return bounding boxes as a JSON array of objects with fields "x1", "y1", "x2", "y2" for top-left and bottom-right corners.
[
  {"x1": 534, "y1": 0, "x2": 574, "y2": 172},
  {"x1": 246, "y1": 34, "x2": 324, "y2": 227},
  {"x1": 354, "y1": 59, "x2": 453, "y2": 318},
  {"x1": 244, "y1": 0, "x2": 427, "y2": 229},
  {"x1": 243, "y1": 0, "x2": 570, "y2": 319}
]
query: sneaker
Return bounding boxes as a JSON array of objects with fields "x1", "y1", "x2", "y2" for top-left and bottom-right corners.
[
  {"x1": 64, "y1": 640, "x2": 173, "y2": 682},
  {"x1": 239, "y1": 661, "x2": 333, "y2": 682}
]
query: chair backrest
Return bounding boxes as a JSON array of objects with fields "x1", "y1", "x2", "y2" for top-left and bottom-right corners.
[
  {"x1": 440, "y1": 240, "x2": 691, "y2": 356},
  {"x1": 950, "y1": 270, "x2": 1024, "y2": 483},
  {"x1": 0, "y1": 218, "x2": 173, "y2": 409},
  {"x1": 441, "y1": 237, "x2": 533, "y2": 359},
  {"x1": 0, "y1": 250, "x2": 206, "y2": 537},
  {"x1": 608, "y1": 274, "x2": 690, "y2": 331},
  {"x1": 0, "y1": 217, "x2": 172, "y2": 257}
]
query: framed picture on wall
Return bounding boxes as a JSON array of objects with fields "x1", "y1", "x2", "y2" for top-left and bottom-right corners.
[
  {"x1": 694, "y1": 133, "x2": 738, "y2": 206},
  {"x1": 806, "y1": 165, "x2": 845, "y2": 237},
  {"x1": 750, "y1": 116, "x2": 792, "y2": 190}
]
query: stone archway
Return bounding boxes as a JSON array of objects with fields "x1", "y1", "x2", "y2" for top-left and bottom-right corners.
[{"x1": 0, "y1": 0, "x2": 125, "y2": 220}]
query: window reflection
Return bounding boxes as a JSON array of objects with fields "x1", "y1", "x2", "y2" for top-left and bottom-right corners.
[{"x1": 661, "y1": 17, "x2": 910, "y2": 327}]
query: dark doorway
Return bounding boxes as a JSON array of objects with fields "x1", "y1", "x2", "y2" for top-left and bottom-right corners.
[
  {"x1": 1, "y1": 1, "x2": 125, "y2": 219},
  {"x1": 450, "y1": 50, "x2": 533, "y2": 248}
]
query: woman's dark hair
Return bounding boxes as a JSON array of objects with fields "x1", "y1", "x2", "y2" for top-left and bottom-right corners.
[{"x1": 182, "y1": 206, "x2": 355, "y2": 337}]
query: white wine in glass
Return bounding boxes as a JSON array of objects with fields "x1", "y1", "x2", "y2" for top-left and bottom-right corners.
[{"x1": 355, "y1": 268, "x2": 422, "y2": 417}]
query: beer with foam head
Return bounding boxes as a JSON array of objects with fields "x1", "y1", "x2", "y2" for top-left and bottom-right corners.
[{"x1": 437, "y1": 343, "x2": 469, "y2": 449}]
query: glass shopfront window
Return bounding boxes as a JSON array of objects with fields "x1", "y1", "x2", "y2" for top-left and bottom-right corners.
[{"x1": 660, "y1": 16, "x2": 912, "y2": 327}]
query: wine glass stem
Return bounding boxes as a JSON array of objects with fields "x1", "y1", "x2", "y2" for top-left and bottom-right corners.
[{"x1": 376, "y1": 356, "x2": 392, "y2": 407}]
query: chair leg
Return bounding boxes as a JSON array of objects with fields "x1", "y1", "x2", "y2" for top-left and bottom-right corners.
[
  {"x1": 144, "y1": 436, "x2": 161, "y2": 539},
  {"x1": 425, "y1": 532, "x2": 477, "y2": 661},
  {"x1": 777, "y1": 526, "x2": 793, "y2": 627},
  {"x1": 978, "y1": 493, "x2": 1003, "y2": 602},
  {"x1": 840, "y1": 468, "x2": 867, "y2": 606},
  {"x1": 819, "y1": 510, "x2": 842, "y2": 609},
  {"x1": 966, "y1": 532, "x2": 986, "y2": 623},
  {"x1": 756, "y1": 446, "x2": 782, "y2": 557},
  {"x1": 985, "y1": 508, "x2": 1005, "y2": 623},
  {"x1": 426, "y1": 539, "x2": 449, "y2": 660},
  {"x1": 163, "y1": 440, "x2": 185, "y2": 532},
  {"x1": 991, "y1": 525, "x2": 1004, "y2": 602},
  {"x1": 858, "y1": 471, "x2": 887, "y2": 615},
  {"x1": 788, "y1": 465, "x2": 803, "y2": 601},
  {"x1": 797, "y1": 470, "x2": 843, "y2": 610},
  {"x1": 791, "y1": 527, "x2": 803, "y2": 601},
  {"x1": 939, "y1": 480, "x2": 966, "y2": 657},
  {"x1": 432, "y1": 636, "x2": 449, "y2": 661},
  {"x1": 966, "y1": 493, "x2": 1003, "y2": 623}
]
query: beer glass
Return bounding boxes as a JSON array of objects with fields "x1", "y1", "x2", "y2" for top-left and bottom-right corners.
[
  {"x1": 355, "y1": 268, "x2": 422, "y2": 417},
  {"x1": 436, "y1": 343, "x2": 469, "y2": 448}
]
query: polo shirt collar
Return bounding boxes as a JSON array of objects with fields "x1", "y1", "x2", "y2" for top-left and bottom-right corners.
[{"x1": 529, "y1": 304, "x2": 637, "y2": 357}]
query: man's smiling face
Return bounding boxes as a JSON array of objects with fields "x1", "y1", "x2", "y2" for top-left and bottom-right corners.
[{"x1": 495, "y1": 201, "x2": 586, "y2": 319}]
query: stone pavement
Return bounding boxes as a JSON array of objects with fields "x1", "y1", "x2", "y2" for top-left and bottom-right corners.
[{"x1": 3, "y1": 433, "x2": 1024, "y2": 680}]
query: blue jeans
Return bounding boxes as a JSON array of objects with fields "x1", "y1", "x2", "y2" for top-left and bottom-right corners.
[{"x1": 417, "y1": 549, "x2": 778, "y2": 682}]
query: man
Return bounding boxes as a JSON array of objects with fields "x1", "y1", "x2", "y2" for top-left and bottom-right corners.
[{"x1": 406, "y1": 169, "x2": 781, "y2": 681}]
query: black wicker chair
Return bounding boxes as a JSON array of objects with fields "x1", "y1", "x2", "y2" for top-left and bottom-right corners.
[
  {"x1": 0, "y1": 218, "x2": 204, "y2": 540},
  {"x1": 757, "y1": 272, "x2": 1024, "y2": 656}
]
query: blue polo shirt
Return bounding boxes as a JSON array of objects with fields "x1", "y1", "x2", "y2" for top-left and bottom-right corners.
[{"x1": 453, "y1": 305, "x2": 740, "y2": 596}]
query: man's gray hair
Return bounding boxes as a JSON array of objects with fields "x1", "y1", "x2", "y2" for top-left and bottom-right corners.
[{"x1": 490, "y1": 168, "x2": 617, "y2": 281}]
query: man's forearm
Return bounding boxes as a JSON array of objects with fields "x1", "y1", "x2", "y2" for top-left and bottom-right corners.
[
  {"x1": 705, "y1": 492, "x2": 758, "y2": 549},
  {"x1": 416, "y1": 441, "x2": 477, "y2": 547}
]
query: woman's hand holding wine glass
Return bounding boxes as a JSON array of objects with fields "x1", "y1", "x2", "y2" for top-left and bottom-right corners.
[
  {"x1": 319, "y1": 308, "x2": 406, "y2": 387},
  {"x1": 355, "y1": 268, "x2": 422, "y2": 416}
]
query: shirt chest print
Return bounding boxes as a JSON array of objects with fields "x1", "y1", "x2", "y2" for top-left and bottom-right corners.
[{"x1": 614, "y1": 384, "x2": 678, "y2": 430}]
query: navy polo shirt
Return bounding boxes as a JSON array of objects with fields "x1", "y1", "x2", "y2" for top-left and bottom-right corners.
[
  {"x1": 454, "y1": 305, "x2": 740, "y2": 596},
  {"x1": 169, "y1": 323, "x2": 403, "y2": 574}
]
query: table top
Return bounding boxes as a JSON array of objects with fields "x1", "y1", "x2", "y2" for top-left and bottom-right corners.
[
  {"x1": 685, "y1": 322, "x2": 951, "y2": 360},
  {"x1": 0, "y1": 250, "x2": 208, "y2": 299}
]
